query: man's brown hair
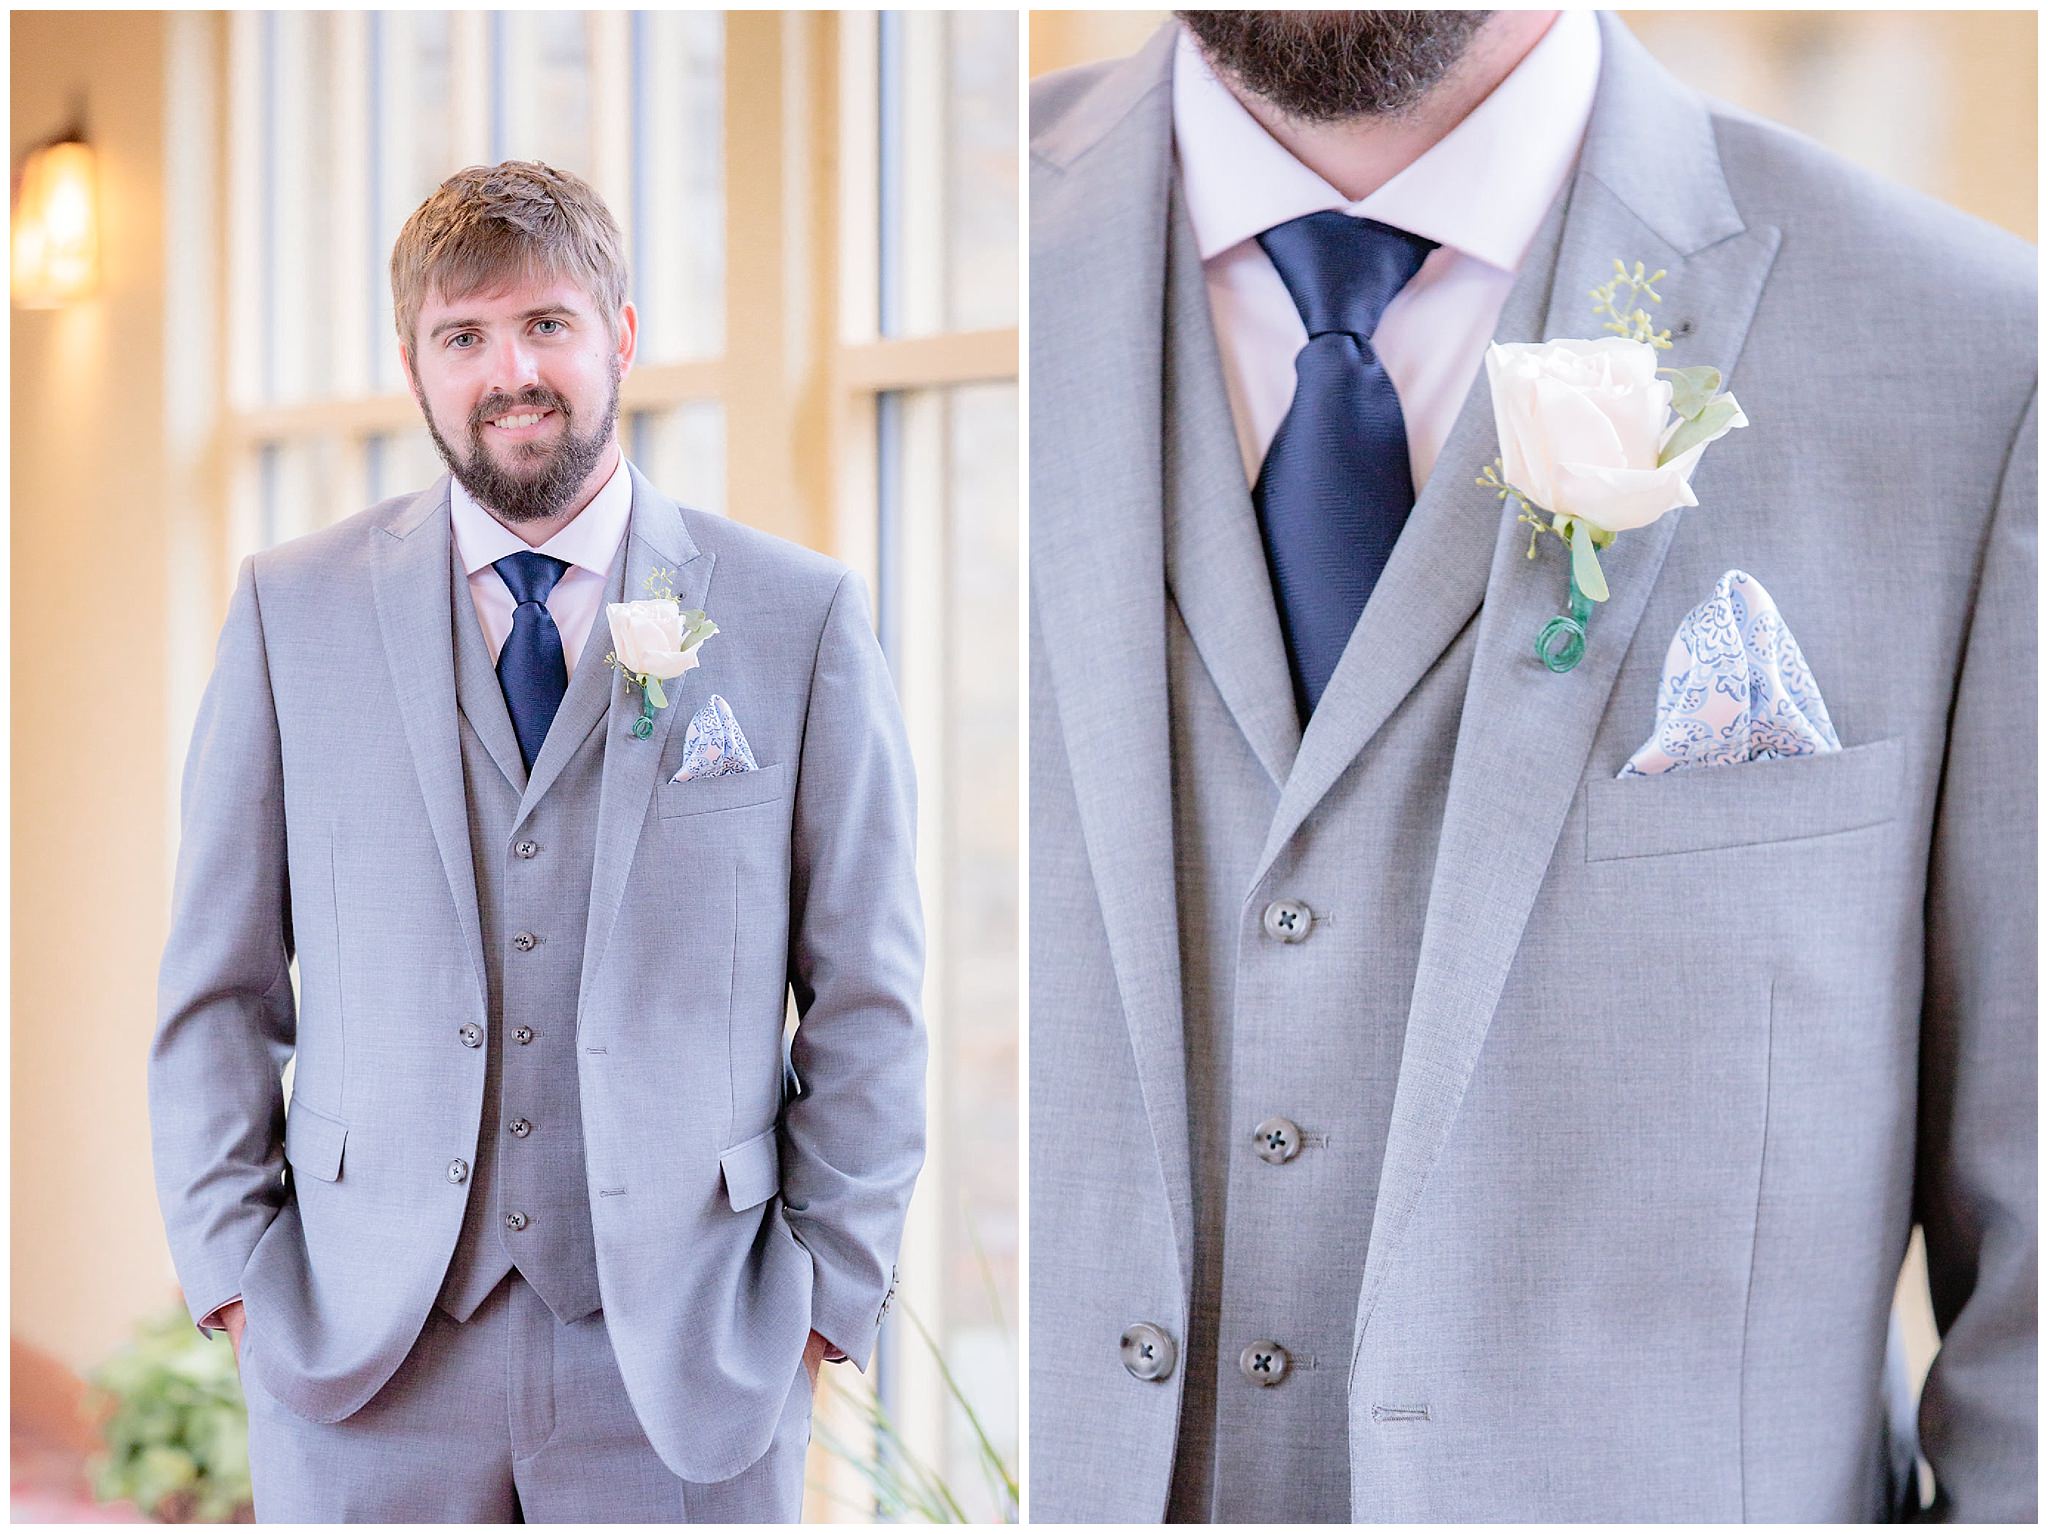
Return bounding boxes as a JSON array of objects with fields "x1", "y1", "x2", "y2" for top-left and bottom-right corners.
[{"x1": 390, "y1": 160, "x2": 628, "y2": 358}]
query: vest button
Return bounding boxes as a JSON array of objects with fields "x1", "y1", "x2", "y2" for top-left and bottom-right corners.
[
  {"x1": 1239, "y1": 1339, "x2": 1289, "y2": 1386},
  {"x1": 513, "y1": 1027, "x2": 535, "y2": 1045},
  {"x1": 1261, "y1": 900, "x2": 1312, "y2": 942},
  {"x1": 505, "y1": 1211, "x2": 529, "y2": 1232},
  {"x1": 458, "y1": 1023, "x2": 482, "y2": 1048},
  {"x1": 446, "y1": 1159, "x2": 468, "y2": 1183},
  {"x1": 514, "y1": 840, "x2": 540, "y2": 859},
  {"x1": 1119, "y1": 1322, "x2": 1177, "y2": 1382},
  {"x1": 509, "y1": 1118, "x2": 533, "y2": 1138},
  {"x1": 1252, "y1": 1115, "x2": 1302, "y2": 1164},
  {"x1": 512, "y1": 931, "x2": 539, "y2": 952}
]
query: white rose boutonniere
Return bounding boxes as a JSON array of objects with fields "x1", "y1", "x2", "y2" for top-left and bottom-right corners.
[
  {"x1": 604, "y1": 566, "x2": 717, "y2": 738},
  {"x1": 1479, "y1": 260, "x2": 1749, "y2": 672}
]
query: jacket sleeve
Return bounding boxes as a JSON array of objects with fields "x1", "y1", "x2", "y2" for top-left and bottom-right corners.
[
  {"x1": 1912, "y1": 386, "x2": 2037, "y2": 1521},
  {"x1": 148, "y1": 554, "x2": 298, "y2": 1336},
  {"x1": 779, "y1": 569, "x2": 928, "y2": 1367}
]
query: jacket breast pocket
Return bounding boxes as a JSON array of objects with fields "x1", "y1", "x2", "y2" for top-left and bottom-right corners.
[
  {"x1": 657, "y1": 760, "x2": 789, "y2": 820},
  {"x1": 1584, "y1": 734, "x2": 1905, "y2": 862},
  {"x1": 284, "y1": 1098, "x2": 348, "y2": 1183}
]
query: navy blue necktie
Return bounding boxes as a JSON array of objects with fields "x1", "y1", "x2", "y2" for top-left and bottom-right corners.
[
  {"x1": 1252, "y1": 211, "x2": 1438, "y2": 720},
  {"x1": 494, "y1": 551, "x2": 570, "y2": 772}
]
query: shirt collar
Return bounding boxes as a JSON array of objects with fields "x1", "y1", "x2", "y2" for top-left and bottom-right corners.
[
  {"x1": 1173, "y1": 9, "x2": 1602, "y2": 274},
  {"x1": 448, "y1": 447, "x2": 632, "y2": 580}
]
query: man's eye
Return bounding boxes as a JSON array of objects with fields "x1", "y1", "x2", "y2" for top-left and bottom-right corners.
[
  {"x1": 448, "y1": 333, "x2": 476, "y2": 349},
  {"x1": 534, "y1": 319, "x2": 563, "y2": 335}
]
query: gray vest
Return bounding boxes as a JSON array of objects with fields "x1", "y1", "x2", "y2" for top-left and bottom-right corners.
[
  {"x1": 435, "y1": 540, "x2": 616, "y2": 1326},
  {"x1": 1158, "y1": 186, "x2": 1473, "y2": 1522}
]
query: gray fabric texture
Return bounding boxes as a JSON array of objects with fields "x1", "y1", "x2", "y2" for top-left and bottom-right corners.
[
  {"x1": 1029, "y1": 11, "x2": 2035, "y2": 1523},
  {"x1": 436, "y1": 531, "x2": 609, "y2": 1326},
  {"x1": 150, "y1": 459, "x2": 926, "y2": 1495},
  {"x1": 242, "y1": 1270, "x2": 810, "y2": 1521}
]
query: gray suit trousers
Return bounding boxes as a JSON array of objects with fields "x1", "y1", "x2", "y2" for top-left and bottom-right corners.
[{"x1": 243, "y1": 1270, "x2": 811, "y2": 1522}]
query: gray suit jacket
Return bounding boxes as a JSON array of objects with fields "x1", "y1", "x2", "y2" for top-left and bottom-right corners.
[
  {"x1": 1030, "y1": 14, "x2": 2034, "y2": 1521},
  {"x1": 149, "y1": 460, "x2": 925, "y2": 1484}
]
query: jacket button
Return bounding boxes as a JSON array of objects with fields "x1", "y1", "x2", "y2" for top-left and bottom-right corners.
[
  {"x1": 1261, "y1": 899, "x2": 1312, "y2": 942},
  {"x1": 513, "y1": 1027, "x2": 535, "y2": 1045},
  {"x1": 446, "y1": 1159, "x2": 468, "y2": 1183},
  {"x1": 1120, "y1": 1322, "x2": 1177, "y2": 1382},
  {"x1": 1240, "y1": 1340, "x2": 1289, "y2": 1386},
  {"x1": 509, "y1": 1118, "x2": 533, "y2": 1138},
  {"x1": 514, "y1": 840, "x2": 539, "y2": 859},
  {"x1": 505, "y1": 1211, "x2": 529, "y2": 1232},
  {"x1": 458, "y1": 1023, "x2": 483, "y2": 1048},
  {"x1": 1252, "y1": 1116, "x2": 1301, "y2": 1164},
  {"x1": 512, "y1": 931, "x2": 539, "y2": 952}
]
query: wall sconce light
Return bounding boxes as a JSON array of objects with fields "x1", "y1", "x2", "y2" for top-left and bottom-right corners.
[{"x1": 11, "y1": 121, "x2": 100, "y2": 309}]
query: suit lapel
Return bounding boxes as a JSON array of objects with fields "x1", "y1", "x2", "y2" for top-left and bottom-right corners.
[
  {"x1": 448, "y1": 534, "x2": 529, "y2": 796},
  {"x1": 575, "y1": 461, "x2": 711, "y2": 1016},
  {"x1": 1348, "y1": 12, "x2": 1784, "y2": 1360},
  {"x1": 1252, "y1": 191, "x2": 1568, "y2": 877},
  {"x1": 1161, "y1": 171, "x2": 1302, "y2": 789},
  {"x1": 1032, "y1": 22, "x2": 1197, "y2": 1288},
  {"x1": 369, "y1": 476, "x2": 490, "y2": 1020},
  {"x1": 514, "y1": 550, "x2": 624, "y2": 826}
]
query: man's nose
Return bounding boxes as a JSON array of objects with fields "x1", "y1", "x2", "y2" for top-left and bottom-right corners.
[{"x1": 488, "y1": 336, "x2": 543, "y2": 397}]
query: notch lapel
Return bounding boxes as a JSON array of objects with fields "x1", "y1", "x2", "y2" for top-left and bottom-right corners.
[
  {"x1": 513, "y1": 551, "x2": 624, "y2": 826},
  {"x1": 369, "y1": 476, "x2": 490, "y2": 1020},
  {"x1": 1161, "y1": 172, "x2": 1302, "y2": 789},
  {"x1": 1348, "y1": 12, "x2": 1783, "y2": 1366},
  {"x1": 574, "y1": 462, "x2": 711, "y2": 1016},
  {"x1": 1250, "y1": 190, "x2": 1568, "y2": 883},
  {"x1": 1032, "y1": 22, "x2": 1196, "y2": 1289},
  {"x1": 449, "y1": 538, "x2": 529, "y2": 796}
]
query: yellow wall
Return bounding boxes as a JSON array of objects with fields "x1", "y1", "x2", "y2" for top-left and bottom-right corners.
[{"x1": 11, "y1": 8, "x2": 180, "y2": 1372}]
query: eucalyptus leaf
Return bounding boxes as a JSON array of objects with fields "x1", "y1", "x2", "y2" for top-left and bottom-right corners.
[
  {"x1": 1570, "y1": 519, "x2": 1610, "y2": 603},
  {"x1": 1660, "y1": 364, "x2": 1721, "y2": 420},
  {"x1": 1658, "y1": 395, "x2": 1741, "y2": 466},
  {"x1": 644, "y1": 675, "x2": 668, "y2": 711}
]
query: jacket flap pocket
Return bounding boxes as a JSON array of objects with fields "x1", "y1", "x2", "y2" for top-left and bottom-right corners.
[
  {"x1": 285, "y1": 1099, "x2": 347, "y2": 1183},
  {"x1": 659, "y1": 760, "x2": 789, "y2": 819},
  {"x1": 1586, "y1": 734, "x2": 1905, "y2": 862},
  {"x1": 719, "y1": 1125, "x2": 781, "y2": 1211}
]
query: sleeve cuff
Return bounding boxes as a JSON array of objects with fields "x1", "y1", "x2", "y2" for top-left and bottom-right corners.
[{"x1": 194, "y1": 1293, "x2": 243, "y2": 1340}]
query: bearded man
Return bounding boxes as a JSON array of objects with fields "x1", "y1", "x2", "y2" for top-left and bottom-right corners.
[
  {"x1": 1028, "y1": 11, "x2": 2033, "y2": 1521},
  {"x1": 150, "y1": 161, "x2": 926, "y2": 1521}
]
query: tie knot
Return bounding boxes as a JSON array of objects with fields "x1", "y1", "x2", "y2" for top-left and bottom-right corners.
[
  {"x1": 494, "y1": 550, "x2": 569, "y2": 607},
  {"x1": 1257, "y1": 211, "x2": 1438, "y2": 341}
]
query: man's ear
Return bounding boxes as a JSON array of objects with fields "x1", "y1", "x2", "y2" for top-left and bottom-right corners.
[{"x1": 614, "y1": 302, "x2": 639, "y2": 377}]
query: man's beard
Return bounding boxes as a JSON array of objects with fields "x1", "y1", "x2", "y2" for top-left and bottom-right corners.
[
  {"x1": 416, "y1": 355, "x2": 622, "y2": 523},
  {"x1": 1176, "y1": 10, "x2": 1493, "y2": 123}
]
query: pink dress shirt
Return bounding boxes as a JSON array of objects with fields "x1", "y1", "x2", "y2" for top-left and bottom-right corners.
[
  {"x1": 448, "y1": 448, "x2": 633, "y2": 666},
  {"x1": 1171, "y1": 10, "x2": 1603, "y2": 493}
]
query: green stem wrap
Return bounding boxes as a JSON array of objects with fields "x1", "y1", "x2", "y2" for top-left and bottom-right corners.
[
  {"x1": 1535, "y1": 562, "x2": 1596, "y2": 674},
  {"x1": 631, "y1": 675, "x2": 659, "y2": 738}
]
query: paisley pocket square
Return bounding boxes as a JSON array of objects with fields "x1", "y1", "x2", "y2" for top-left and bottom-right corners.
[
  {"x1": 1620, "y1": 569, "x2": 1841, "y2": 778},
  {"x1": 670, "y1": 694, "x2": 759, "y2": 782}
]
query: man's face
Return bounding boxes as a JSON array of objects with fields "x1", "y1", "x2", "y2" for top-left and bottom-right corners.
[
  {"x1": 403, "y1": 272, "x2": 636, "y2": 523},
  {"x1": 1177, "y1": 10, "x2": 1493, "y2": 123}
]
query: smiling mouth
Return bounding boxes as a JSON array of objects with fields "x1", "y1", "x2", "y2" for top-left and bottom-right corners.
[{"x1": 485, "y1": 408, "x2": 556, "y2": 435}]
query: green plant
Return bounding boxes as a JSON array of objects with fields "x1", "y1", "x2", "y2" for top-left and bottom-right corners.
[
  {"x1": 811, "y1": 1297, "x2": 1018, "y2": 1524},
  {"x1": 86, "y1": 1304, "x2": 252, "y2": 1522}
]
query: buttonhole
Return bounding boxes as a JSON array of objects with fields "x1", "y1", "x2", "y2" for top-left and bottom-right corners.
[{"x1": 1370, "y1": 1403, "x2": 1431, "y2": 1423}]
